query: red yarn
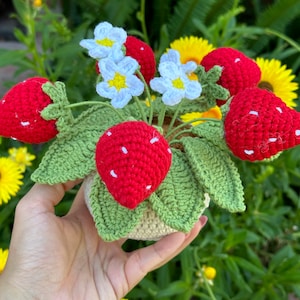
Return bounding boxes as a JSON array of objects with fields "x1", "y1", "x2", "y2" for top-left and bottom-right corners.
[
  {"x1": 224, "y1": 87, "x2": 300, "y2": 161},
  {"x1": 124, "y1": 36, "x2": 156, "y2": 84},
  {"x1": 95, "y1": 36, "x2": 156, "y2": 84},
  {"x1": 201, "y1": 47, "x2": 261, "y2": 99},
  {"x1": 0, "y1": 77, "x2": 58, "y2": 144},
  {"x1": 95, "y1": 121, "x2": 172, "y2": 209}
]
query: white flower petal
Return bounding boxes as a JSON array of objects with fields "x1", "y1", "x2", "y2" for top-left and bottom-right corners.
[
  {"x1": 150, "y1": 77, "x2": 170, "y2": 94},
  {"x1": 111, "y1": 90, "x2": 132, "y2": 108},
  {"x1": 185, "y1": 81, "x2": 202, "y2": 99},
  {"x1": 182, "y1": 61, "x2": 197, "y2": 74},
  {"x1": 160, "y1": 49, "x2": 181, "y2": 65},
  {"x1": 126, "y1": 75, "x2": 144, "y2": 96},
  {"x1": 162, "y1": 89, "x2": 184, "y2": 106},
  {"x1": 99, "y1": 58, "x2": 117, "y2": 79},
  {"x1": 159, "y1": 62, "x2": 180, "y2": 79},
  {"x1": 94, "y1": 22, "x2": 112, "y2": 37},
  {"x1": 79, "y1": 39, "x2": 95, "y2": 50},
  {"x1": 119, "y1": 56, "x2": 139, "y2": 74},
  {"x1": 96, "y1": 82, "x2": 117, "y2": 98},
  {"x1": 109, "y1": 27, "x2": 127, "y2": 44},
  {"x1": 110, "y1": 46, "x2": 125, "y2": 62}
]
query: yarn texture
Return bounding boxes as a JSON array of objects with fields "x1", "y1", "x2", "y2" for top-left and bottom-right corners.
[
  {"x1": 201, "y1": 47, "x2": 261, "y2": 97},
  {"x1": 125, "y1": 36, "x2": 156, "y2": 84},
  {"x1": 0, "y1": 77, "x2": 58, "y2": 143},
  {"x1": 95, "y1": 121, "x2": 172, "y2": 209},
  {"x1": 28, "y1": 59, "x2": 247, "y2": 241},
  {"x1": 224, "y1": 87, "x2": 300, "y2": 161}
]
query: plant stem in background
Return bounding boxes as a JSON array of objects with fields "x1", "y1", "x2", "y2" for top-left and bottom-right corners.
[
  {"x1": 24, "y1": 0, "x2": 48, "y2": 77},
  {"x1": 137, "y1": 0, "x2": 150, "y2": 45}
]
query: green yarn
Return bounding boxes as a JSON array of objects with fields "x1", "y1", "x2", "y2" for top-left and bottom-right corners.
[
  {"x1": 31, "y1": 105, "x2": 127, "y2": 184},
  {"x1": 41, "y1": 82, "x2": 74, "y2": 134},
  {"x1": 150, "y1": 149, "x2": 209, "y2": 232},
  {"x1": 195, "y1": 65, "x2": 230, "y2": 106},
  {"x1": 191, "y1": 120, "x2": 228, "y2": 151},
  {"x1": 181, "y1": 137, "x2": 245, "y2": 212},
  {"x1": 89, "y1": 173, "x2": 147, "y2": 241}
]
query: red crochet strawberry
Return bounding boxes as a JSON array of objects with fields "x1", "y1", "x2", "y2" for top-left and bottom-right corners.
[
  {"x1": 224, "y1": 87, "x2": 300, "y2": 161},
  {"x1": 0, "y1": 77, "x2": 58, "y2": 143},
  {"x1": 124, "y1": 36, "x2": 156, "y2": 84},
  {"x1": 95, "y1": 121, "x2": 172, "y2": 209},
  {"x1": 95, "y1": 36, "x2": 156, "y2": 84},
  {"x1": 201, "y1": 47, "x2": 261, "y2": 105}
]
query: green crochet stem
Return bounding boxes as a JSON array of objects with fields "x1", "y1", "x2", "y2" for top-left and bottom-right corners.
[
  {"x1": 65, "y1": 101, "x2": 126, "y2": 122},
  {"x1": 167, "y1": 101, "x2": 183, "y2": 135},
  {"x1": 136, "y1": 69, "x2": 154, "y2": 124},
  {"x1": 166, "y1": 118, "x2": 221, "y2": 140},
  {"x1": 157, "y1": 104, "x2": 167, "y2": 128},
  {"x1": 133, "y1": 96, "x2": 148, "y2": 122}
]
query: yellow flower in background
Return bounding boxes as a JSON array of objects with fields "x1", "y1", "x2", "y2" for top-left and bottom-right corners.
[
  {"x1": 196, "y1": 265, "x2": 217, "y2": 286},
  {"x1": 170, "y1": 36, "x2": 215, "y2": 65},
  {"x1": 8, "y1": 147, "x2": 36, "y2": 172},
  {"x1": 32, "y1": 0, "x2": 42, "y2": 8},
  {"x1": 0, "y1": 157, "x2": 23, "y2": 205},
  {"x1": 203, "y1": 265, "x2": 217, "y2": 281},
  {"x1": 0, "y1": 249, "x2": 9, "y2": 273},
  {"x1": 255, "y1": 58, "x2": 298, "y2": 108},
  {"x1": 180, "y1": 106, "x2": 222, "y2": 126}
]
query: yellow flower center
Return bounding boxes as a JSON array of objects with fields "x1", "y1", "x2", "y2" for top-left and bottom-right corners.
[
  {"x1": 96, "y1": 38, "x2": 114, "y2": 47},
  {"x1": 108, "y1": 72, "x2": 127, "y2": 91},
  {"x1": 172, "y1": 78, "x2": 185, "y2": 89}
]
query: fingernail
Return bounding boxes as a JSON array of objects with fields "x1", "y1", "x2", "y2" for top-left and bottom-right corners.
[{"x1": 199, "y1": 215, "x2": 208, "y2": 227}]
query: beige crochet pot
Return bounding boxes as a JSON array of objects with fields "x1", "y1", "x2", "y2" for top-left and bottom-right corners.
[{"x1": 83, "y1": 172, "x2": 210, "y2": 241}]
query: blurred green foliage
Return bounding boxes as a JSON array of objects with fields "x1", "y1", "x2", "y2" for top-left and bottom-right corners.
[{"x1": 0, "y1": 0, "x2": 300, "y2": 299}]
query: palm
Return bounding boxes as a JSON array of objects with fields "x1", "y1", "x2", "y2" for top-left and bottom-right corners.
[{"x1": 4, "y1": 182, "x2": 206, "y2": 300}]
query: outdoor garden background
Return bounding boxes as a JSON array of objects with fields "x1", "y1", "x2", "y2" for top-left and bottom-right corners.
[{"x1": 0, "y1": 0, "x2": 300, "y2": 299}]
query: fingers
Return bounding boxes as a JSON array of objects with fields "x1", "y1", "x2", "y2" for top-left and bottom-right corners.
[
  {"x1": 67, "y1": 184, "x2": 87, "y2": 215},
  {"x1": 16, "y1": 180, "x2": 81, "y2": 215},
  {"x1": 125, "y1": 216, "x2": 207, "y2": 288}
]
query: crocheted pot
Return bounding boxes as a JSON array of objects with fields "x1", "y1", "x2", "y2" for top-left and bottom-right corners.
[{"x1": 83, "y1": 172, "x2": 210, "y2": 241}]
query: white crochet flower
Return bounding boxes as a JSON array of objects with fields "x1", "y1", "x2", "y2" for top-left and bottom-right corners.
[
  {"x1": 150, "y1": 57, "x2": 202, "y2": 106},
  {"x1": 79, "y1": 21, "x2": 126, "y2": 62},
  {"x1": 96, "y1": 56, "x2": 144, "y2": 108}
]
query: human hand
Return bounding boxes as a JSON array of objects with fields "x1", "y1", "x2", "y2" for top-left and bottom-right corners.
[{"x1": 0, "y1": 181, "x2": 207, "y2": 300}]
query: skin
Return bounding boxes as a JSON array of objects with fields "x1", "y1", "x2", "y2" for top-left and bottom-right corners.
[{"x1": 0, "y1": 181, "x2": 207, "y2": 300}]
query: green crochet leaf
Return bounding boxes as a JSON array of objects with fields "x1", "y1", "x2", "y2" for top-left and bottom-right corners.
[
  {"x1": 150, "y1": 148, "x2": 210, "y2": 232},
  {"x1": 181, "y1": 137, "x2": 245, "y2": 212},
  {"x1": 41, "y1": 81, "x2": 74, "y2": 133},
  {"x1": 31, "y1": 105, "x2": 125, "y2": 184},
  {"x1": 87, "y1": 173, "x2": 147, "y2": 241},
  {"x1": 196, "y1": 65, "x2": 230, "y2": 107},
  {"x1": 191, "y1": 121, "x2": 228, "y2": 151}
]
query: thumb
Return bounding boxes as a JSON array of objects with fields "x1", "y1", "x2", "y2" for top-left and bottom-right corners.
[{"x1": 16, "y1": 180, "x2": 81, "y2": 216}]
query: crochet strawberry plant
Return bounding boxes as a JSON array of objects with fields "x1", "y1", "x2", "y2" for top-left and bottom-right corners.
[{"x1": 3, "y1": 21, "x2": 298, "y2": 242}]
